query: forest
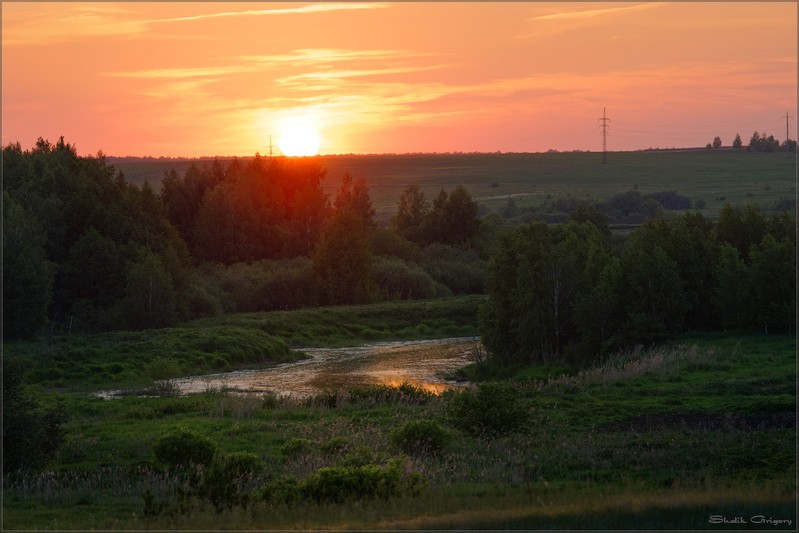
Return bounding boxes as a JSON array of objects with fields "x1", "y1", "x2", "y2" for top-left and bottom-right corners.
[
  {"x1": 2, "y1": 137, "x2": 796, "y2": 529},
  {"x1": 4, "y1": 137, "x2": 795, "y2": 344}
]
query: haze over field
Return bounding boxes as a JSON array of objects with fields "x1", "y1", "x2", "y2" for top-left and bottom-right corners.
[{"x1": 2, "y1": 2, "x2": 796, "y2": 156}]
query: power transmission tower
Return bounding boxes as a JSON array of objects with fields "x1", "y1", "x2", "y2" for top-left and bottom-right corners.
[
  {"x1": 784, "y1": 111, "x2": 793, "y2": 152},
  {"x1": 268, "y1": 134, "x2": 274, "y2": 157},
  {"x1": 599, "y1": 107, "x2": 610, "y2": 163}
]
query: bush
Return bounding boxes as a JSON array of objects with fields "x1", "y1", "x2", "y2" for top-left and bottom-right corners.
[
  {"x1": 260, "y1": 460, "x2": 420, "y2": 505},
  {"x1": 195, "y1": 451, "x2": 265, "y2": 511},
  {"x1": 320, "y1": 437, "x2": 350, "y2": 455},
  {"x1": 146, "y1": 356, "x2": 181, "y2": 381},
  {"x1": 647, "y1": 191, "x2": 692, "y2": 210},
  {"x1": 420, "y1": 244, "x2": 487, "y2": 294},
  {"x1": 301, "y1": 463, "x2": 403, "y2": 503},
  {"x1": 391, "y1": 419, "x2": 451, "y2": 455},
  {"x1": 153, "y1": 426, "x2": 217, "y2": 467},
  {"x1": 258, "y1": 475, "x2": 303, "y2": 506},
  {"x1": 221, "y1": 451, "x2": 265, "y2": 477},
  {"x1": 281, "y1": 438, "x2": 314, "y2": 458},
  {"x1": 372, "y1": 257, "x2": 451, "y2": 300},
  {"x1": 198, "y1": 258, "x2": 320, "y2": 313},
  {"x1": 446, "y1": 382, "x2": 527, "y2": 437},
  {"x1": 369, "y1": 227, "x2": 422, "y2": 262},
  {"x1": 3, "y1": 358, "x2": 67, "y2": 472}
]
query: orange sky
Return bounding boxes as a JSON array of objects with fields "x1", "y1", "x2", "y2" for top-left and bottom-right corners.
[{"x1": 2, "y1": 2, "x2": 796, "y2": 156}]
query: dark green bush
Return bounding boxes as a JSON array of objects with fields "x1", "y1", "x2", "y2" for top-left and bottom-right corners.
[
  {"x1": 221, "y1": 451, "x2": 265, "y2": 477},
  {"x1": 373, "y1": 257, "x2": 452, "y2": 300},
  {"x1": 281, "y1": 438, "x2": 314, "y2": 458},
  {"x1": 369, "y1": 227, "x2": 422, "y2": 262},
  {"x1": 3, "y1": 358, "x2": 67, "y2": 472},
  {"x1": 260, "y1": 460, "x2": 419, "y2": 505},
  {"x1": 194, "y1": 451, "x2": 265, "y2": 511},
  {"x1": 146, "y1": 356, "x2": 181, "y2": 381},
  {"x1": 420, "y1": 244, "x2": 486, "y2": 294},
  {"x1": 320, "y1": 436, "x2": 350, "y2": 455},
  {"x1": 153, "y1": 426, "x2": 217, "y2": 467},
  {"x1": 301, "y1": 463, "x2": 403, "y2": 503},
  {"x1": 258, "y1": 475, "x2": 302, "y2": 506},
  {"x1": 446, "y1": 382, "x2": 527, "y2": 437},
  {"x1": 391, "y1": 419, "x2": 451, "y2": 455}
]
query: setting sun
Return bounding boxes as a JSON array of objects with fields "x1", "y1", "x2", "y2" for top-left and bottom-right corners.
[{"x1": 278, "y1": 125, "x2": 321, "y2": 156}]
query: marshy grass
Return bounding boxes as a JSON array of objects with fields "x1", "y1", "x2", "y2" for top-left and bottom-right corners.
[{"x1": 3, "y1": 332, "x2": 794, "y2": 530}]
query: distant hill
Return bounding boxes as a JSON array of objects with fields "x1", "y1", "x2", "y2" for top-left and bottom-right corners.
[{"x1": 107, "y1": 150, "x2": 796, "y2": 220}]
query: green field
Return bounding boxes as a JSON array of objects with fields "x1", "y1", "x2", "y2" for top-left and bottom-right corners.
[
  {"x1": 110, "y1": 150, "x2": 796, "y2": 220},
  {"x1": 3, "y1": 297, "x2": 795, "y2": 529}
]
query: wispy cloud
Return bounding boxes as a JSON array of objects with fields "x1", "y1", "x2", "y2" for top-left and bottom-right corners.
[
  {"x1": 526, "y1": 3, "x2": 659, "y2": 23},
  {"x1": 243, "y1": 48, "x2": 418, "y2": 66},
  {"x1": 106, "y1": 66, "x2": 256, "y2": 79},
  {"x1": 147, "y1": 3, "x2": 388, "y2": 24},
  {"x1": 3, "y1": 3, "x2": 390, "y2": 46},
  {"x1": 520, "y1": 3, "x2": 662, "y2": 39},
  {"x1": 275, "y1": 65, "x2": 447, "y2": 86},
  {"x1": 2, "y1": 5, "x2": 146, "y2": 46}
]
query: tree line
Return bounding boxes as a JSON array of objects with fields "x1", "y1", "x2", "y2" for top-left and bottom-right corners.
[
  {"x1": 708, "y1": 131, "x2": 795, "y2": 152},
  {"x1": 2, "y1": 138, "x2": 485, "y2": 338},
  {"x1": 481, "y1": 204, "x2": 796, "y2": 364}
]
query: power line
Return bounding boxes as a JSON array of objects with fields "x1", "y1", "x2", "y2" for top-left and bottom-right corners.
[
  {"x1": 269, "y1": 134, "x2": 274, "y2": 157},
  {"x1": 599, "y1": 107, "x2": 610, "y2": 163}
]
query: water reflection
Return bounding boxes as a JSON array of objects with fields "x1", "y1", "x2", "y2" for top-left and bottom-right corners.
[{"x1": 101, "y1": 337, "x2": 479, "y2": 400}]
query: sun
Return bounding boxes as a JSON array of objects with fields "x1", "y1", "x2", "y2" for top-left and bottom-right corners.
[{"x1": 278, "y1": 125, "x2": 321, "y2": 156}]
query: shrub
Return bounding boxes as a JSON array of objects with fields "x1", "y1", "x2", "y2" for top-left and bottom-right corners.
[
  {"x1": 153, "y1": 426, "x2": 217, "y2": 467},
  {"x1": 198, "y1": 258, "x2": 320, "y2": 313},
  {"x1": 195, "y1": 451, "x2": 265, "y2": 511},
  {"x1": 391, "y1": 419, "x2": 451, "y2": 455},
  {"x1": 259, "y1": 461, "x2": 420, "y2": 506},
  {"x1": 146, "y1": 356, "x2": 181, "y2": 381},
  {"x1": 420, "y1": 244, "x2": 486, "y2": 294},
  {"x1": 319, "y1": 436, "x2": 350, "y2": 455},
  {"x1": 281, "y1": 438, "x2": 314, "y2": 458},
  {"x1": 369, "y1": 227, "x2": 422, "y2": 262},
  {"x1": 258, "y1": 475, "x2": 302, "y2": 505},
  {"x1": 372, "y1": 257, "x2": 451, "y2": 300},
  {"x1": 3, "y1": 358, "x2": 67, "y2": 472},
  {"x1": 222, "y1": 451, "x2": 265, "y2": 477},
  {"x1": 648, "y1": 191, "x2": 692, "y2": 210},
  {"x1": 301, "y1": 463, "x2": 401, "y2": 503},
  {"x1": 446, "y1": 382, "x2": 527, "y2": 437}
]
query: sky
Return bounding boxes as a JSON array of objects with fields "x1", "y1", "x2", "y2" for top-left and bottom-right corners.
[{"x1": 2, "y1": 2, "x2": 796, "y2": 156}]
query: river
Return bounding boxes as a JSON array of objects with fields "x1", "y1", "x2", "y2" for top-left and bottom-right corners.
[{"x1": 98, "y1": 337, "x2": 479, "y2": 400}]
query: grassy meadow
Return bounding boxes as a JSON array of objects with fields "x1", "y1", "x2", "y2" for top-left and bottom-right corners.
[
  {"x1": 111, "y1": 150, "x2": 797, "y2": 220},
  {"x1": 3, "y1": 299, "x2": 795, "y2": 529}
]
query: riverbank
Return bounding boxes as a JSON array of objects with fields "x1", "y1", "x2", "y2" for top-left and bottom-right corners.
[
  {"x1": 4, "y1": 296, "x2": 483, "y2": 393},
  {"x1": 97, "y1": 337, "x2": 479, "y2": 399}
]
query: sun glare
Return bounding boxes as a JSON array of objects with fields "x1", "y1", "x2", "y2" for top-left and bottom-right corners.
[{"x1": 278, "y1": 125, "x2": 321, "y2": 156}]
